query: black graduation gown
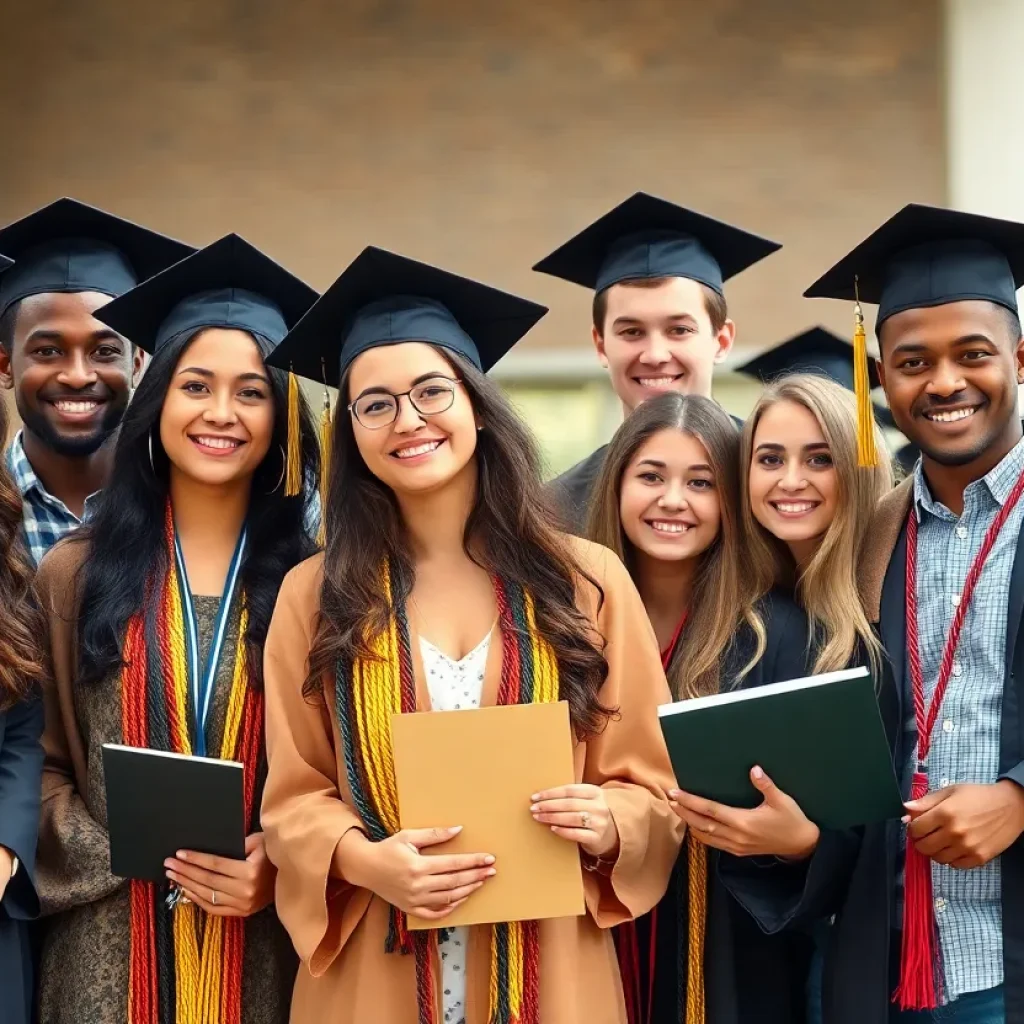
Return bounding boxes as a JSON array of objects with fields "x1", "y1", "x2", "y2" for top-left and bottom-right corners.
[
  {"x1": 722, "y1": 486, "x2": 1024, "y2": 1024},
  {"x1": 0, "y1": 693, "x2": 44, "y2": 1024},
  {"x1": 630, "y1": 590, "x2": 819, "y2": 1024}
]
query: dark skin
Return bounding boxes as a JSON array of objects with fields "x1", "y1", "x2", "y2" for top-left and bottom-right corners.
[
  {"x1": 877, "y1": 298, "x2": 1024, "y2": 868},
  {"x1": 0, "y1": 291, "x2": 143, "y2": 516}
]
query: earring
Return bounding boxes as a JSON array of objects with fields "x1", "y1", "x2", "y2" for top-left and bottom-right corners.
[
  {"x1": 148, "y1": 431, "x2": 156, "y2": 475},
  {"x1": 268, "y1": 444, "x2": 287, "y2": 494}
]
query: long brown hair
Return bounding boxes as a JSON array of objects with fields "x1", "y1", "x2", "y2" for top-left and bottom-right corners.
[
  {"x1": 306, "y1": 347, "x2": 611, "y2": 737},
  {"x1": 0, "y1": 400, "x2": 46, "y2": 708},
  {"x1": 587, "y1": 393, "x2": 764, "y2": 699},
  {"x1": 740, "y1": 374, "x2": 892, "y2": 676}
]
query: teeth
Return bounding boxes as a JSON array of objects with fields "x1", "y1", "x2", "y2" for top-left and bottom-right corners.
[
  {"x1": 928, "y1": 407, "x2": 976, "y2": 423},
  {"x1": 774, "y1": 501, "x2": 817, "y2": 513},
  {"x1": 193, "y1": 436, "x2": 241, "y2": 450},
  {"x1": 637, "y1": 377, "x2": 678, "y2": 388},
  {"x1": 54, "y1": 400, "x2": 99, "y2": 413},
  {"x1": 649, "y1": 520, "x2": 691, "y2": 534},
  {"x1": 394, "y1": 441, "x2": 442, "y2": 459}
]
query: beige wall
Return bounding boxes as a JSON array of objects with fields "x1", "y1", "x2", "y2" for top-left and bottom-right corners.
[{"x1": 0, "y1": 0, "x2": 943, "y2": 471}]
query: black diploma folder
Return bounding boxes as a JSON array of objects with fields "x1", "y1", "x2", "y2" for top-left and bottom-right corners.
[
  {"x1": 657, "y1": 666, "x2": 903, "y2": 830},
  {"x1": 101, "y1": 744, "x2": 246, "y2": 882}
]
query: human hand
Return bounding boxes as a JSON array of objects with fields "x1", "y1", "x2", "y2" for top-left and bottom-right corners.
[
  {"x1": 336, "y1": 826, "x2": 496, "y2": 921},
  {"x1": 670, "y1": 766, "x2": 820, "y2": 860},
  {"x1": 165, "y1": 832, "x2": 276, "y2": 918},
  {"x1": 531, "y1": 783, "x2": 620, "y2": 859},
  {"x1": 906, "y1": 780, "x2": 1024, "y2": 868}
]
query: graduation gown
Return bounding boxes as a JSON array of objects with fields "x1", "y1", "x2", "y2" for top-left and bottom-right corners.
[
  {"x1": 261, "y1": 536, "x2": 683, "y2": 1024},
  {"x1": 722, "y1": 477, "x2": 1024, "y2": 1024},
  {"x1": 636, "y1": 590, "x2": 818, "y2": 1024},
  {"x1": 0, "y1": 691, "x2": 44, "y2": 1024},
  {"x1": 33, "y1": 538, "x2": 298, "y2": 1024}
]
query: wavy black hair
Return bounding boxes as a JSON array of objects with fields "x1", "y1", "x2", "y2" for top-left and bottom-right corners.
[{"x1": 77, "y1": 328, "x2": 319, "y2": 688}]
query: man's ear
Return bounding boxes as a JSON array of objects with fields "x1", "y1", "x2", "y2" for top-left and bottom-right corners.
[
  {"x1": 131, "y1": 345, "x2": 146, "y2": 387},
  {"x1": 0, "y1": 345, "x2": 14, "y2": 391},
  {"x1": 712, "y1": 319, "x2": 736, "y2": 364},
  {"x1": 592, "y1": 325, "x2": 609, "y2": 368}
]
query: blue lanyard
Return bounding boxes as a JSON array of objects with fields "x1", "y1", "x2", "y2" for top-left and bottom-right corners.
[{"x1": 173, "y1": 528, "x2": 247, "y2": 758}]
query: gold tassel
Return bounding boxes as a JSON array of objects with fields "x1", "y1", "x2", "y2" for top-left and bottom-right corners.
[
  {"x1": 685, "y1": 832, "x2": 707, "y2": 1024},
  {"x1": 317, "y1": 364, "x2": 332, "y2": 549},
  {"x1": 285, "y1": 369, "x2": 302, "y2": 497},
  {"x1": 853, "y1": 277, "x2": 878, "y2": 468}
]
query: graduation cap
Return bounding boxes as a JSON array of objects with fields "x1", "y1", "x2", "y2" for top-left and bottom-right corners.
[
  {"x1": 93, "y1": 233, "x2": 318, "y2": 355},
  {"x1": 268, "y1": 245, "x2": 548, "y2": 388},
  {"x1": 0, "y1": 197, "x2": 194, "y2": 319},
  {"x1": 805, "y1": 203, "x2": 1024, "y2": 470},
  {"x1": 532, "y1": 191, "x2": 781, "y2": 295},
  {"x1": 0, "y1": 254, "x2": 11, "y2": 275},
  {"x1": 737, "y1": 326, "x2": 882, "y2": 391}
]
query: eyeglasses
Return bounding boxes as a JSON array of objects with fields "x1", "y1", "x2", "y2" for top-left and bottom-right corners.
[{"x1": 348, "y1": 375, "x2": 462, "y2": 429}]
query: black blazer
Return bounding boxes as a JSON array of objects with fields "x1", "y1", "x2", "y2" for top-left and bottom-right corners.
[
  {"x1": 642, "y1": 589, "x2": 821, "y2": 1024},
  {"x1": 0, "y1": 693, "x2": 44, "y2": 1024}
]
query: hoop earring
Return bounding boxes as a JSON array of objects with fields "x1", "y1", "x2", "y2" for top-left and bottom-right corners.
[
  {"x1": 148, "y1": 431, "x2": 156, "y2": 475},
  {"x1": 268, "y1": 444, "x2": 287, "y2": 494}
]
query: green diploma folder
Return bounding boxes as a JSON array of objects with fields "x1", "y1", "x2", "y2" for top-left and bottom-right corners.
[{"x1": 657, "y1": 666, "x2": 903, "y2": 830}]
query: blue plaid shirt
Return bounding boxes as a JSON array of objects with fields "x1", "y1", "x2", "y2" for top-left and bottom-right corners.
[
  {"x1": 902, "y1": 436, "x2": 1024, "y2": 1001},
  {"x1": 6, "y1": 431, "x2": 100, "y2": 565}
]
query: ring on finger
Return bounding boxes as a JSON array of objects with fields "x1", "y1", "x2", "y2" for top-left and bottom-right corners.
[
  {"x1": 705, "y1": 823, "x2": 716, "y2": 835},
  {"x1": 211, "y1": 889, "x2": 218, "y2": 906},
  {"x1": 580, "y1": 810, "x2": 591, "y2": 829}
]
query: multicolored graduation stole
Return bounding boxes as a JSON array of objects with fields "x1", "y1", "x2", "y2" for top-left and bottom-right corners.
[
  {"x1": 122, "y1": 502, "x2": 264, "y2": 1024},
  {"x1": 335, "y1": 563, "x2": 559, "y2": 1024}
]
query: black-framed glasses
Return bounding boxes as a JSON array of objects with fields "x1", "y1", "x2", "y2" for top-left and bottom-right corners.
[{"x1": 348, "y1": 375, "x2": 462, "y2": 429}]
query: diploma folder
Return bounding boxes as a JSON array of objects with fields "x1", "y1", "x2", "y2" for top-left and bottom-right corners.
[
  {"x1": 657, "y1": 667, "x2": 903, "y2": 830},
  {"x1": 102, "y1": 744, "x2": 246, "y2": 882},
  {"x1": 391, "y1": 700, "x2": 585, "y2": 930}
]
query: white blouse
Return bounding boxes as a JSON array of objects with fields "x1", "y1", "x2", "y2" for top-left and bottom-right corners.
[{"x1": 420, "y1": 630, "x2": 492, "y2": 1024}]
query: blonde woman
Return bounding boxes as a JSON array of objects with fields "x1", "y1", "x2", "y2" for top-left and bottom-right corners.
[{"x1": 741, "y1": 373, "x2": 893, "y2": 675}]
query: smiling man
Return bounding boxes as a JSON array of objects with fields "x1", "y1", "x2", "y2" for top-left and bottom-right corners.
[
  {"x1": 533, "y1": 192, "x2": 781, "y2": 533},
  {"x1": 0, "y1": 198, "x2": 192, "y2": 563}
]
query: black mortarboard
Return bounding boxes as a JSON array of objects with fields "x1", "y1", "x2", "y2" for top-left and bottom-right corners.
[
  {"x1": 269, "y1": 246, "x2": 548, "y2": 387},
  {"x1": 804, "y1": 203, "x2": 1024, "y2": 329},
  {"x1": 532, "y1": 191, "x2": 781, "y2": 295},
  {"x1": 737, "y1": 326, "x2": 882, "y2": 392},
  {"x1": 0, "y1": 253, "x2": 11, "y2": 276},
  {"x1": 0, "y1": 198, "x2": 194, "y2": 318},
  {"x1": 93, "y1": 234, "x2": 318, "y2": 355}
]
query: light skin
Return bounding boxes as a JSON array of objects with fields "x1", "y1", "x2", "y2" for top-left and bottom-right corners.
[
  {"x1": 332, "y1": 341, "x2": 619, "y2": 921},
  {"x1": 158, "y1": 328, "x2": 277, "y2": 915},
  {"x1": 748, "y1": 400, "x2": 838, "y2": 571},
  {"x1": 0, "y1": 291, "x2": 144, "y2": 516},
  {"x1": 595, "y1": 277, "x2": 734, "y2": 415},
  {"x1": 618, "y1": 428, "x2": 719, "y2": 648},
  {"x1": 878, "y1": 299, "x2": 1024, "y2": 863}
]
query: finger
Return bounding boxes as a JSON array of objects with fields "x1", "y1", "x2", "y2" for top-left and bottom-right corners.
[
  {"x1": 419, "y1": 853, "x2": 495, "y2": 876},
  {"x1": 912, "y1": 831, "x2": 956, "y2": 859},
  {"x1": 668, "y1": 790, "x2": 728, "y2": 821},
  {"x1": 906, "y1": 810, "x2": 946, "y2": 841},
  {"x1": 165, "y1": 862, "x2": 253, "y2": 900},
  {"x1": 529, "y1": 798, "x2": 595, "y2": 815},
  {"x1": 245, "y1": 833, "x2": 265, "y2": 858},
  {"x1": 549, "y1": 826, "x2": 594, "y2": 844},
  {"x1": 414, "y1": 879, "x2": 488, "y2": 907},
  {"x1": 531, "y1": 785, "x2": 599, "y2": 803},
  {"x1": 408, "y1": 897, "x2": 469, "y2": 922},
  {"x1": 167, "y1": 871, "x2": 247, "y2": 910},
  {"x1": 176, "y1": 885, "x2": 245, "y2": 918},
  {"x1": 750, "y1": 766, "x2": 782, "y2": 804},
  {"x1": 422, "y1": 865, "x2": 496, "y2": 893},
  {"x1": 175, "y1": 849, "x2": 249, "y2": 878},
  {"x1": 687, "y1": 831, "x2": 747, "y2": 856},
  {"x1": 671, "y1": 806, "x2": 745, "y2": 848},
  {"x1": 532, "y1": 810, "x2": 603, "y2": 830},
  {"x1": 904, "y1": 787, "x2": 955, "y2": 814},
  {"x1": 401, "y1": 827, "x2": 463, "y2": 850}
]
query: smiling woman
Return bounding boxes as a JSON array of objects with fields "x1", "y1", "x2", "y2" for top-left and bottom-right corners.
[{"x1": 30, "y1": 235, "x2": 320, "y2": 1024}]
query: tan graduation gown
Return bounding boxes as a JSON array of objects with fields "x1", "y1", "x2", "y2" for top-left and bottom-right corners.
[{"x1": 261, "y1": 536, "x2": 682, "y2": 1024}]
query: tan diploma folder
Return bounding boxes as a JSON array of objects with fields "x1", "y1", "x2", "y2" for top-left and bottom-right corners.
[{"x1": 391, "y1": 700, "x2": 585, "y2": 930}]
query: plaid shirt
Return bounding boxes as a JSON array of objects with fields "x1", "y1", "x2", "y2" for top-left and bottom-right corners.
[
  {"x1": 6, "y1": 431, "x2": 100, "y2": 565},
  {"x1": 902, "y1": 435, "x2": 1024, "y2": 1001}
]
